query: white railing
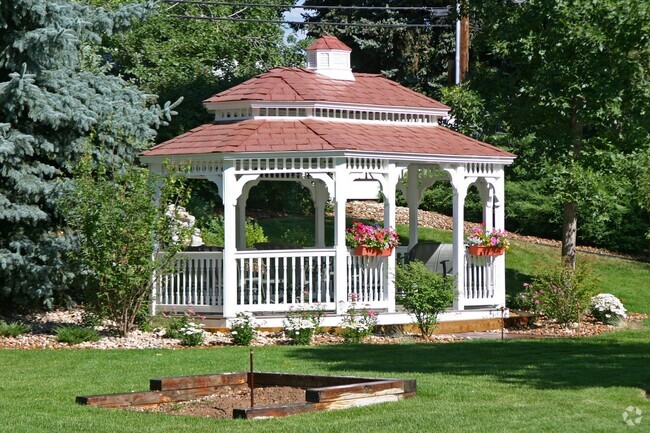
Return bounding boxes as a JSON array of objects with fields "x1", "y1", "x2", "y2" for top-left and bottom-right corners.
[
  {"x1": 155, "y1": 251, "x2": 224, "y2": 312},
  {"x1": 235, "y1": 249, "x2": 336, "y2": 312},
  {"x1": 464, "y1": 254, "x2": 497, "y2": 306},
  {"x1": 346, "y1": 253, "x2": 389, "y2": 309}
]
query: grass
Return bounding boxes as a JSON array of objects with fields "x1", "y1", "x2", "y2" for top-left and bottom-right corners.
[
  {"x1": 0, "y1": 320, "x2": 30, "y2": 337},
  {"x1": 2, "y1": 215, "x2": 647, "y2": 432},
  {"x1": 1, "y1": 329, "x2": 649, "y2": 433},
  {"x1": 55, "y1": 326, "x2": 101, "y2": 345}
]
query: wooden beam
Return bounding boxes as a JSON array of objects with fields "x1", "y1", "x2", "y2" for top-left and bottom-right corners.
[
  {"x1": 306, "y1": 380, "x2": 404, "y2": 403},
  {"x1": 150, "y1": 372, "x2": 247, "y2": 391}
]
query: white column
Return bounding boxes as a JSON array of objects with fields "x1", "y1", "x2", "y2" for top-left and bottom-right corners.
[
  {"x1": 383, "y1": 163, "x2": 399, "y2": 313},
  {"x1": 221, "y1": 162, "x2": 238, "y2": 318},
  {"x1": 492, "y1": 169, "x2": 506, "y2": 308},
  {"x1": 477, "y1": 180, "x2": 494, "y2": 231},
  {"x1": 449, "y1": 165, "x2": 468, "y2": 310},
  {"x1": 333, "y1": 160, "x2": 349, "y2": 314},
  {"x1": 407, "y1": 165, "x2": 419, "y2": 251}
]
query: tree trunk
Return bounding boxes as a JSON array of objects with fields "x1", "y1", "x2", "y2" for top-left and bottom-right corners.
[{"x1": 561, "y1": 201, "x2": 578, "y2": 269}]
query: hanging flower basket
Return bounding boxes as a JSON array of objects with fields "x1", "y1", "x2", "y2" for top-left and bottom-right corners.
[
  {"x1": 353, "y1": 245, "x2": 393, "y2": 257},
  {"x1": 468, "y1": 245, "x2": 505, "y2": 256}
]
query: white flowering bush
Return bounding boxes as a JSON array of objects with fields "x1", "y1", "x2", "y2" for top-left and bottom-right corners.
[
  {"x1": 589, "y1": 293, "x2": 627, "y2": 324},
  {"x1": 340, "y1": 294, "x2": 378, "y2": 343},
  {"x1": 230, "y1": 312, "x2": 257, "y2": 346},
  {"x1": 179, "y1": 322, "x2": 204, "y2": 346},
  {"x1": 283, "y1": 305, "x2": 324, "y2": 345}
]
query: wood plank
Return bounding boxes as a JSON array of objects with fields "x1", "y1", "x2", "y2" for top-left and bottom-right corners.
[
  {"x1": 233, "y1": 402, "x2": 320, "y2": 419},
  {"x1": 150, "y1": 372, "x2": 247, "y2": 391},
  {"x1": 306, "y1": 380, "x2": 404, "y2": 403},
  {"x1": 250, "y1": 372, "x2": 377, "y2": 388},
  {"x1": 77, "y1": 384, "x2": 247, "y2": 408}
]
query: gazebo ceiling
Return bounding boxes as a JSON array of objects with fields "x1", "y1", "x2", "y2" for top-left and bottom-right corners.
[{"x1": 142, "y1": 119, "x2": 514, "y2": 159}]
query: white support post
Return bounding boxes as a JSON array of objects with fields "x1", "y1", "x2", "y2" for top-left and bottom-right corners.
[
  {"x1": 492, "y1": 169, "x2": 506, "y2": 308},
  {"x1": 477, "y1": 180, "x2": 494, "y2": 231},
  {"x1": 221, "y1": 162, "x2": 238, "y2": 318},
  {"x1": 383, "y1": 163, "x2": 399, "y2": 313},
  {"x1": 449, "y1": 165, "x2": 468, "y2": 310},
  {"x1": 407, "y1": 165, "x2": 419, "y2": 251},
  {"x1": 333, "y1": 160, "x2": 349, "y2": 314}
]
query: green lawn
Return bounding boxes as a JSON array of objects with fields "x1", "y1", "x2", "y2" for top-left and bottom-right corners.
[{"x1": 1, "y1": 330, "x2": 649, "y2": 432}]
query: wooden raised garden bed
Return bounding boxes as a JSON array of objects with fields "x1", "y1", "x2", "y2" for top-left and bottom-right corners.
[{"x1": 76, "y1": 372, "x2": 416, "y2": 420}]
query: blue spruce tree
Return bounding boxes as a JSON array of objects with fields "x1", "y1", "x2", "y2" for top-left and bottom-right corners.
[{"x1": 0, "y1": 0, "x2": 175, "y2": 309}]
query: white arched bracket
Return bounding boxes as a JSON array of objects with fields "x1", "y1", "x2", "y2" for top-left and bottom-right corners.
[
  {"x1": 237, "y1": 178, "x2": 262, "y2": 249},
  {"x1": 301, "y1": 178, "x2": 330, "y2": 248},
  {"x1": 474, "y1": 178, "x2": 495, "y2": 232}
]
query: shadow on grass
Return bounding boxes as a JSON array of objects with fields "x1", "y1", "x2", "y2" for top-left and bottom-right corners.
[{"x1": 287, "y1": 335, "x2": 650, "y2": 391}]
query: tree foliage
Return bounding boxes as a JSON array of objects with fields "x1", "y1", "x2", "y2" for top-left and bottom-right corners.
[
  {"x1": 61, "y1": 157, "x2": 190, "y2": 336},
  {"x1": 0, "y1": 0, "x2": 176, "y2": 309},
  {"x1": 301, "y1": 0, "x2": 452, "y2": 97},
  {"x1": 91, "y1": 0, "x2": 306, "y2": 141}
]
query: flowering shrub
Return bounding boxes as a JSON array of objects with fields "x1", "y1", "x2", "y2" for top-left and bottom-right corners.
[
  {"x1": 340, "y1": 294, "x2": 378, "y2": 343},
  {"x1": 178, "y1": 322, "x2": 204, "y2": 346},
  {"x1": 589, "y1": 293, "x2": 627, "y2": 324},
  {"x1": 346, "y1": 221, "x2": 399, "y2": 250},
  {"x1": 524, "y1": 265, "x2": 596, "y2": 326},
  {"x1": 283, "y1": 305, "x2": 324, "y2": 345},
  {"x1": 162, "y1": 307, "x2": 206, "y2": 339},
  {"x1": 466, "y1": 226, "x2": 510, "y2": 249},
  {"x1": 230, "y1": 312, "x2": 257, "y2": 346}
]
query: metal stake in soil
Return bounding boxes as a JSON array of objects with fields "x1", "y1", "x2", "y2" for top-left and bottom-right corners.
[
  {"x1": 249, "y1": 349, "x2": 254, "y2": 408},
  {"x1": 500, "y1": 306, "x2": 506, "y2": 340}
]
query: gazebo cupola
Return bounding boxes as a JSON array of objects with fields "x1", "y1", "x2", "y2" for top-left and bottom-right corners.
[{"x1": 306, "y1": 35, "x2": 355, "y2": 81}]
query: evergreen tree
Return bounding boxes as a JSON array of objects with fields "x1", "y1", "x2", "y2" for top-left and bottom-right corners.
[{"x1": 0, "y1": 0, "x2": 176, "y2": 309}]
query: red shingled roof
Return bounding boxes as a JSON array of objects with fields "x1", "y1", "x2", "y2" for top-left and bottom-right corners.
[
  {"x1": 204, "y1": 68, "x2": 449, "y2": 110},
  {"x1": 306, "y1": 35, "x2": 352, "y2": 51},
  {"x1": 141, "y1": 119, "x2": 514, "y2": 158}
]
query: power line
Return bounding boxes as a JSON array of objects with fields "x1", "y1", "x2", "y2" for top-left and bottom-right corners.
[
  {"x1": 169, "y1": 14, "x2": 451, "y2": 28},
  {"x1": 162, "y1": 0, "x2": 450, "y2": 16}
]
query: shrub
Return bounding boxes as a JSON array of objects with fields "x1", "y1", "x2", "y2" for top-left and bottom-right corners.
[
  {"x1": 0, "y1": 321, "x2": 31, "y2": 337},
  {"x1": 178, "y1": 322, "x2": 205, "y2": 346},
  {"x1": 396, "y1": 261, "x2": 455, "y2": 339},
  {"x1": 527, "y1": 265, "x2": 596, "y2": 326},
  {"x1": 55, "y1": 326, "x2": 100, "y2": 344},
  {"x1": 199, "y1": 215, "x2": 268, "y2": 248},
  {"x1": 162, "y1": 308, "x2": 205, "y2": 339},
  {"x1": 283, "y1": 305, "x2": 324, "y2": 345},
  {"x1": 230, "y1": 312, "x2": 257, "y2": 346},
  {"x1": 589, "y1": 293, "x2": 627, "y2": 325},
  {"x1": 340, "y1": 295, "x2": 378, "y2": 343}
]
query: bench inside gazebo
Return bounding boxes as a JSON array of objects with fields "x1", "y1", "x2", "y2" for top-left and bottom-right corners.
[{"x1": 140, "y1": 36, "x2": 515, "y2": 329}]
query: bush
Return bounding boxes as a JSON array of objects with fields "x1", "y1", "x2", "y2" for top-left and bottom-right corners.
[
  {"x1": 55, "y1": 326, "x2": 100, "y2": 344},
  {"x1": 396, "y1": 261, "x2": 455, "y2": 339},
  {"x1": 589, "y1": 293, "x2": 627, "y2": 325},
  {"x1": 162, "y1": 308, "x2": 205, "y2": 339},
  {"x1": 340, "y1": 295, "x2": 378, "y2": 343},
  {"x1": 178, "y1": 322, "x2": 205, "y2": 346},
  {"x1": 283, "y1": 305, "x2": 324, "y2": 345},
  {"x1": 526, "y1": 265, "x2": 596, "y2": 326},
  {"x1": 199, "y1": 215, "x2": 268, "y2": 248},
  {"x1": 0, "y1": 320, "x2": 30, "y2": 337},
  {"x1": 230, "y1": 312, "x2": 257, "y2": 346}
]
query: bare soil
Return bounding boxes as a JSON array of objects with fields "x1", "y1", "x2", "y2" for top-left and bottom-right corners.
[{"x1": 126, "y1": 386, "x2": 305, "y2": 419}]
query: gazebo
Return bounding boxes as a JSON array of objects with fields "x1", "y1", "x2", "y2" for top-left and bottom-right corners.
[{"x1": 140, "y1": 36, "x2": 515, "y2": 328}]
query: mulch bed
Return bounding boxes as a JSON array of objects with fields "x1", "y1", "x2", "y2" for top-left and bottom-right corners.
[{"x1": 126, "y1": 386, "x2": 305, "y2": 419}]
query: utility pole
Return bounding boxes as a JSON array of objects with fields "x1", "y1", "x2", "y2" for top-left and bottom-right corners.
[{"x1": 454, "y1": 1, "x2": 470, "y2": 84}]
